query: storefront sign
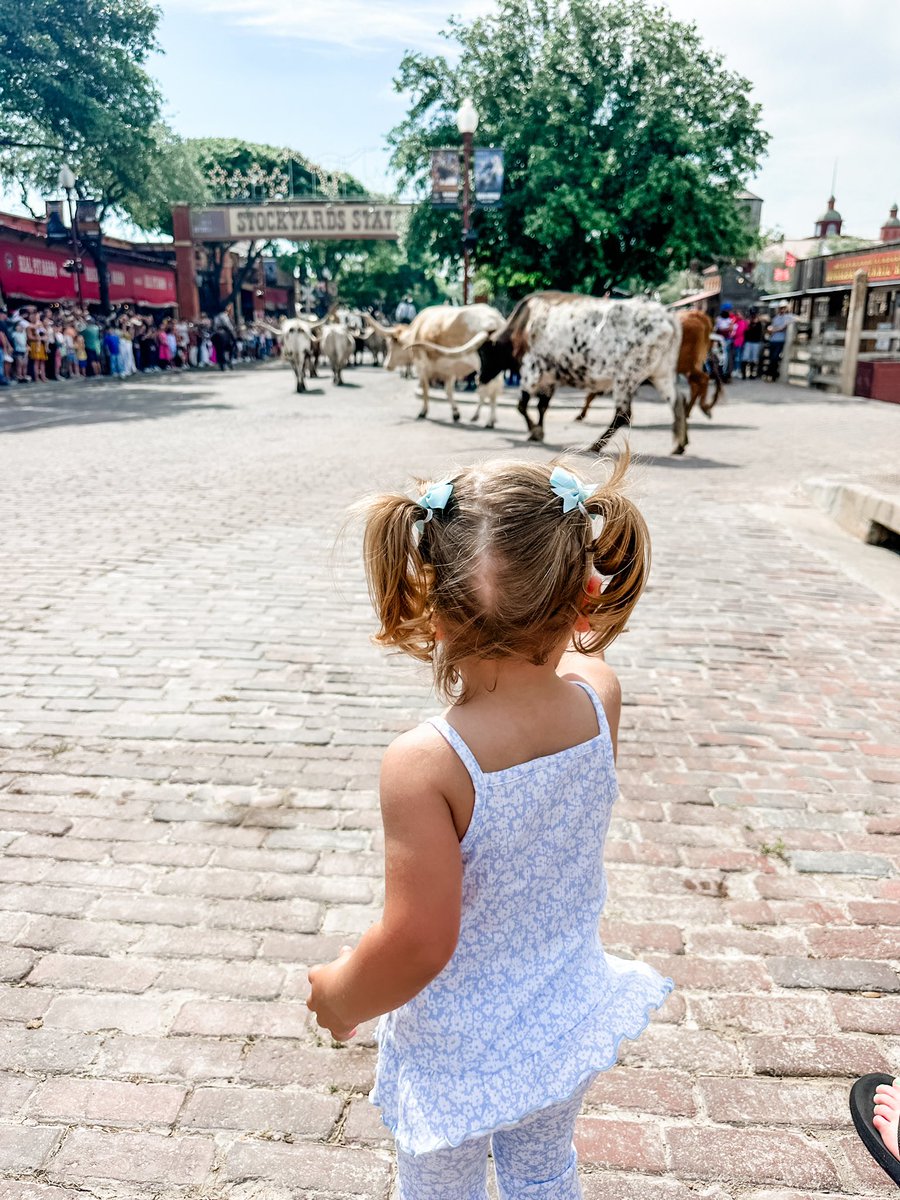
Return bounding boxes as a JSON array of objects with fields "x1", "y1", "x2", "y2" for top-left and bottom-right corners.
[
  {"x1": 824, "y1": 249, "x2": 900, "y2": 285},
  {"x1": 190, "y1": 203, "x2": 408, "y2": 241}
]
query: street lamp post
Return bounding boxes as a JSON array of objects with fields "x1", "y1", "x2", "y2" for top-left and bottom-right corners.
[
  {"x1": 456, "y1": 98, "x2": 479, "y2": 306},
  {"x1": 57, "y1": 165, "x2": 84, "y2": 310}
]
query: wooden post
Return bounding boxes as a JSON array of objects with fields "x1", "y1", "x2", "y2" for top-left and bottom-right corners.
[
  {"x1": 171, "y1": 204, "x2": 200, "y2": 321},
  {"x1": 840, "y1": 269, "x2": 868, "y2": 396}
]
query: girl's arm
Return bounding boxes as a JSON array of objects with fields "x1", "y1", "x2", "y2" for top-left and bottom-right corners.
[{"x1": 307, "y1": 729, "x2": 463, "y2": 1040}]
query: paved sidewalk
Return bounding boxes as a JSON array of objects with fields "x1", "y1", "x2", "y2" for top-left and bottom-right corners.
[{"x1": 0, "y1": 365, "x2": 898, "y2": 1199}]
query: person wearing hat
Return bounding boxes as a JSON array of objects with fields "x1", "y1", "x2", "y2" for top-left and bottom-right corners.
[{"x1": 766, "y1": 302, "x2": 797, "y2": 382}]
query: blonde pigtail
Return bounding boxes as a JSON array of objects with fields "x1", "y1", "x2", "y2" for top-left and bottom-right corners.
[
  {"x1": 580, "y1": 452, "x2": 650, "y2": 652},
  {"x1": 362, "y1": 494, "x2": 434, "y2": 661}
]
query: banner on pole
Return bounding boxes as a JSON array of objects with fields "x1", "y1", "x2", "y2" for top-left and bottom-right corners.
[
  {"x1": 474, "y1": 148, "x2": 504, "y2": 206},
  {"x1": 431, "y1": 149, "x2": 460, "y2": 206}
]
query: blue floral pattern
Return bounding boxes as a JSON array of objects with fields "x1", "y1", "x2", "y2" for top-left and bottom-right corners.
[{"x1": 370, "y1": 682, "x2": 673, "y2": 1157}]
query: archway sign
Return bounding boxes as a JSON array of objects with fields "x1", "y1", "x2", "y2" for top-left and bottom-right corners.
[{"x1": 171, "y1": 200, "x2": 412, "y2": 319}]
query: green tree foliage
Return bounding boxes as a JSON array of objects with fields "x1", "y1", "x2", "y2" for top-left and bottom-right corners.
[
  {"x1": 281, "y1": 240, "x2": 445, "y2": 313},
  {"x1": 0, "y1": 0, "x2": 171, "y2": 211},
  {"x1": 389, "y1": 0, "x2": 769, "y2": 296},
  {"x1": 0, "y1": 1, "x2": 209, "y2": 308},
  {"x1": 184, "y1": 137, "x2": 368, "y2": 204}
]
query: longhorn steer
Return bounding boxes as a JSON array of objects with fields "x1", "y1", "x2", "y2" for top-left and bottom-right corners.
[
  {"x1": 319, "y1": 324, "x2": 355, "y2": 386},
  {"x1": 279, "y1": 318, "x2": 318, "y2": 393},
  {"x1": 367, "y1": 304, "x2": 506, "y2": 426},
  {"x1": 476, "y1": 291, "x2": 687, "y2": 454},
  {"x1": 575, "y1": 309, "x2": 722, "y2": 426}
]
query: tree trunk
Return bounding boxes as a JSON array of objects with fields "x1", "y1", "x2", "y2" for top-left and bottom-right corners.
[
  {"x1": 228, "y1": 241, "x2": 263, "y2": 331},
  {"x1": 84, "y1": 240, "x2": 111, "y2": 315}
]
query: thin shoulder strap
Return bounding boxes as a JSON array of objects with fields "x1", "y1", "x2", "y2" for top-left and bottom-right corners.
[
  {"x1": 427, "y1": 716, "x2": 484, "y2": 787},
  {"x1": 572, "y1": 679, "x2": 610, "y2": 739}
]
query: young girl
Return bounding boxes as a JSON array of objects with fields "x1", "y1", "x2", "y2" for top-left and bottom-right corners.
[{"x1": 307, "y1": 455, "x2": 672, "y2": 1198}]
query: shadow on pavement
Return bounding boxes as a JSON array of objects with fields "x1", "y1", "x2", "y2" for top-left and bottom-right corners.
[{"x1": 0, "y1": 377, "x2": 230, "y2": 435}]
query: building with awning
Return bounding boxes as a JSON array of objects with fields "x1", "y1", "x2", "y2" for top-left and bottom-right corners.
[{"x1": 0, "y1": 211, "x2": 177, "y2": 310}]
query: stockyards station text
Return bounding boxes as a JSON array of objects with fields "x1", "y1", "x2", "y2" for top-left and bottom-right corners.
[{"x1": 189, "y1": 203, "x2": 408, "y2": 241}]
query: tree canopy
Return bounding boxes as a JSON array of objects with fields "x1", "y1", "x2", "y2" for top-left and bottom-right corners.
[
  {"x1": 389, "y1": 0, "x2": 769, "y2": 297},
  {"x1": 0, "y1": 0, "x2": 180, "y2": 219}
]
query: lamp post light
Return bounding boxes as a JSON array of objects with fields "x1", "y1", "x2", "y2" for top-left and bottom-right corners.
[
  {"x1": 456, "y1": 98, "x2": 479, "y2": 305},
  {"x1": 57, "y1": 165, "x2": 84, "y2": 309}
]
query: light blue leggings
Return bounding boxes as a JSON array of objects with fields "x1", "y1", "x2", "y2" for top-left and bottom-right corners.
[{"x1": 397, "y1": 1080, "x2": 590, "y2": 1199}]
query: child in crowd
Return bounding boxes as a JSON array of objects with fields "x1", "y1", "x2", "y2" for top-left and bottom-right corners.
[
  {"x1": 75, "y1": 334, "x2": 87, "y2": 377},
  {"x1": 307, "y1": 455, "x2": 672, "y2": 1198}
]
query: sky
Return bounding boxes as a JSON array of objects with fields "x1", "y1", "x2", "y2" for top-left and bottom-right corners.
[{"x1": 151, "y1": 1, "x2": 898, "y2": 239}]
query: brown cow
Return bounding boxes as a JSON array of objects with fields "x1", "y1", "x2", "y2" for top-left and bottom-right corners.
[{"x1": 575, "y1": 310, "x2": 723, "y2": 424}]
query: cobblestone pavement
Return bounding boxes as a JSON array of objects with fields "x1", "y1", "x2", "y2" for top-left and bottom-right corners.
[{"x1": 0, "y1": 363, "x2": 898, "y2": 1200}]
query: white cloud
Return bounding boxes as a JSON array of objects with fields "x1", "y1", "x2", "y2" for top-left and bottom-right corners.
[{"x1": 169, "y1": 0, "x2": 494, "y2": 51}]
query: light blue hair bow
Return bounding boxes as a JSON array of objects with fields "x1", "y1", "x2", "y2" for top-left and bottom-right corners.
[
  {"x1": 550, "y1": 466, "x2": 604, "y2": 539},
  {"x1": 414, "y1": 480, "x2": 453, "y2": 535},
  {"x1": 550, "y1": 466, "x2": 596, "y2": 514}
]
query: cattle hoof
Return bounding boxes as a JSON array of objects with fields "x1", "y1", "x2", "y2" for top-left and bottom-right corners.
[
  {"x1": 486, "y1": 421, "x2": 495, "y2": 430},
  {"x1": 701, "y1": 405, "x2": 713, "y2": 419},
  {"x1": 574, "y1": 413, "x2": 584, "y2": 422},
  {"x1": 469, "y1": 413, "x2": 479, "y2": 423},
  {"x1": 527, "y1": 428, "x2": 544, "y2": 442},
  {"x1": 670, "y1": 443, "x2": 687, "y2": 456},
  {"x1": 453, "y1": 411, "x2": 461, "y2": 423},
  {"x1": 417, "y1": 411, "x2": 427, "y2": 421}
]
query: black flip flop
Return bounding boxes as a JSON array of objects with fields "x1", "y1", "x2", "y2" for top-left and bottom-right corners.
[{"x1": 849, "y1": 1073, "x2": 900, "y2": 1187}]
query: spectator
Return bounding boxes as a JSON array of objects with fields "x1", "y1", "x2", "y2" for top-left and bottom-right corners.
[
  {"x1": 12, "y1": 320, "x2": 28, "y2": 381},
  {"x1": 119, "y1": 322, "x2": 136, "y2": 376},
  {"x1": 742, "y1": 309, "x2": 764, "y2": 379},
  {"x1": 714, "y1": 303, "x2": 736, "y2": 381},
  {"x1": 730, "y1": 310, "x2": 749, "y2": 381},
  {"x1": 157, "y1": 323, "x2": 172, "y2": 370},
  {"x1": 28, "y1": 316, "x2": 48, "y2": 383},
  {"x1": 395, "y1": 295, "x2": 417, "y2": 324},
  {"x1": 82, "y1": 317, "x2": 102, "y2": 377},
  {"x1": 766, "y1": 303, "x2": 798, "y2": 382},
  {"x1": 75, "y1": 331, "x2": 87, "y2": 376},
  {"x1": 103, "y1": 325, "x2": 122, "y2": 377}
]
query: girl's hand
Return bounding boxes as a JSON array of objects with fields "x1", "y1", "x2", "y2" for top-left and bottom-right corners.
[{"x1": 307, "y1": 946, "x2": 358, "y2": 1042}]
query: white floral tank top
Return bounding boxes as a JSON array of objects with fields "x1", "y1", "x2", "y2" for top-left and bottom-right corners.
[{"x1": 370, "y1": 681, "x2": 673, "y2": 1156}]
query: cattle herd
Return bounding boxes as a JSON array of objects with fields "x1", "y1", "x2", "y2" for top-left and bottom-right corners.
[{"x1": 273, "y1": 294, "x2": 722, "y2": 456}]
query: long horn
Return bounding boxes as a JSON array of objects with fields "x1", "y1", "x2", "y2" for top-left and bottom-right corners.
[
  {"x1": 407, "y1": 330, "x2": 491, "y2": 357},
  {"x1": 364, "y1": 312, "x2": 397, "y2": 338}
]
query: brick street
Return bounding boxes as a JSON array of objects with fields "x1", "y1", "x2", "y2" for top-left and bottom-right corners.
[{"x1": 0, "y1": 362, "x2": 898, "y2": 1199}]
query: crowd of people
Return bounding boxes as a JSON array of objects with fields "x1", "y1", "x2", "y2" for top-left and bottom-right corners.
[
  {"x1": 713, "y1": 301, "x2": 797, "y2": 383},
  {"x1": 0, "y1": 303, "x2": 280, "y2": 388}
]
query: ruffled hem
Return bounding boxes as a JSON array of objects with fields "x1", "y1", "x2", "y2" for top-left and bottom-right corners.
[{"x1": 370, "y1": 966, "x2": 673, "y2": 1156}]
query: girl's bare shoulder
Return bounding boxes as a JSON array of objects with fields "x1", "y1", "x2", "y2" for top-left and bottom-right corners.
[
  {"x1": 380, "y1": 723, "x2": 472, "y2": 803},
  {"x1": 558, "y1": 652, "x2": 622, "y2": 749}
]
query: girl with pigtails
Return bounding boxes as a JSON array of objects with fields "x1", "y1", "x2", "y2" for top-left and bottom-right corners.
[{"x1": 307, "y1": 454, "x2": 672, "y2": 1199}]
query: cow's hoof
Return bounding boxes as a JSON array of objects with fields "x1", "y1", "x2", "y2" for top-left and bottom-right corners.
[
  {"x1": 574, "y1": 413, "x2": 584, "y2": 422},
  {"x1": 670, "y1": 443, "x2": 687, "y2": 456},
  {"x1": 453, "y1": 411, "x2": 461, "y2": 423},
  {"x1": 469, "y1": 413, "x2": 480, "y2": 423},
  {"x1": 700, "y1": 404, "x2": 713, "y2": 419},
  {"x1": 417, "y1": 411, "x2": 427, "y2": 421},
  {"x1": 486, "y1": 421, "x2": 495, "y2": 430},
  {"x1": 527, "y1": 427, "x2": 545, "y2": 442}
]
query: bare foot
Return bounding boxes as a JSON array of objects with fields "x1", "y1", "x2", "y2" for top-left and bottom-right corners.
[{"x1": 873, "y1": 1077, "x2": 900, "y2": 1162}]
